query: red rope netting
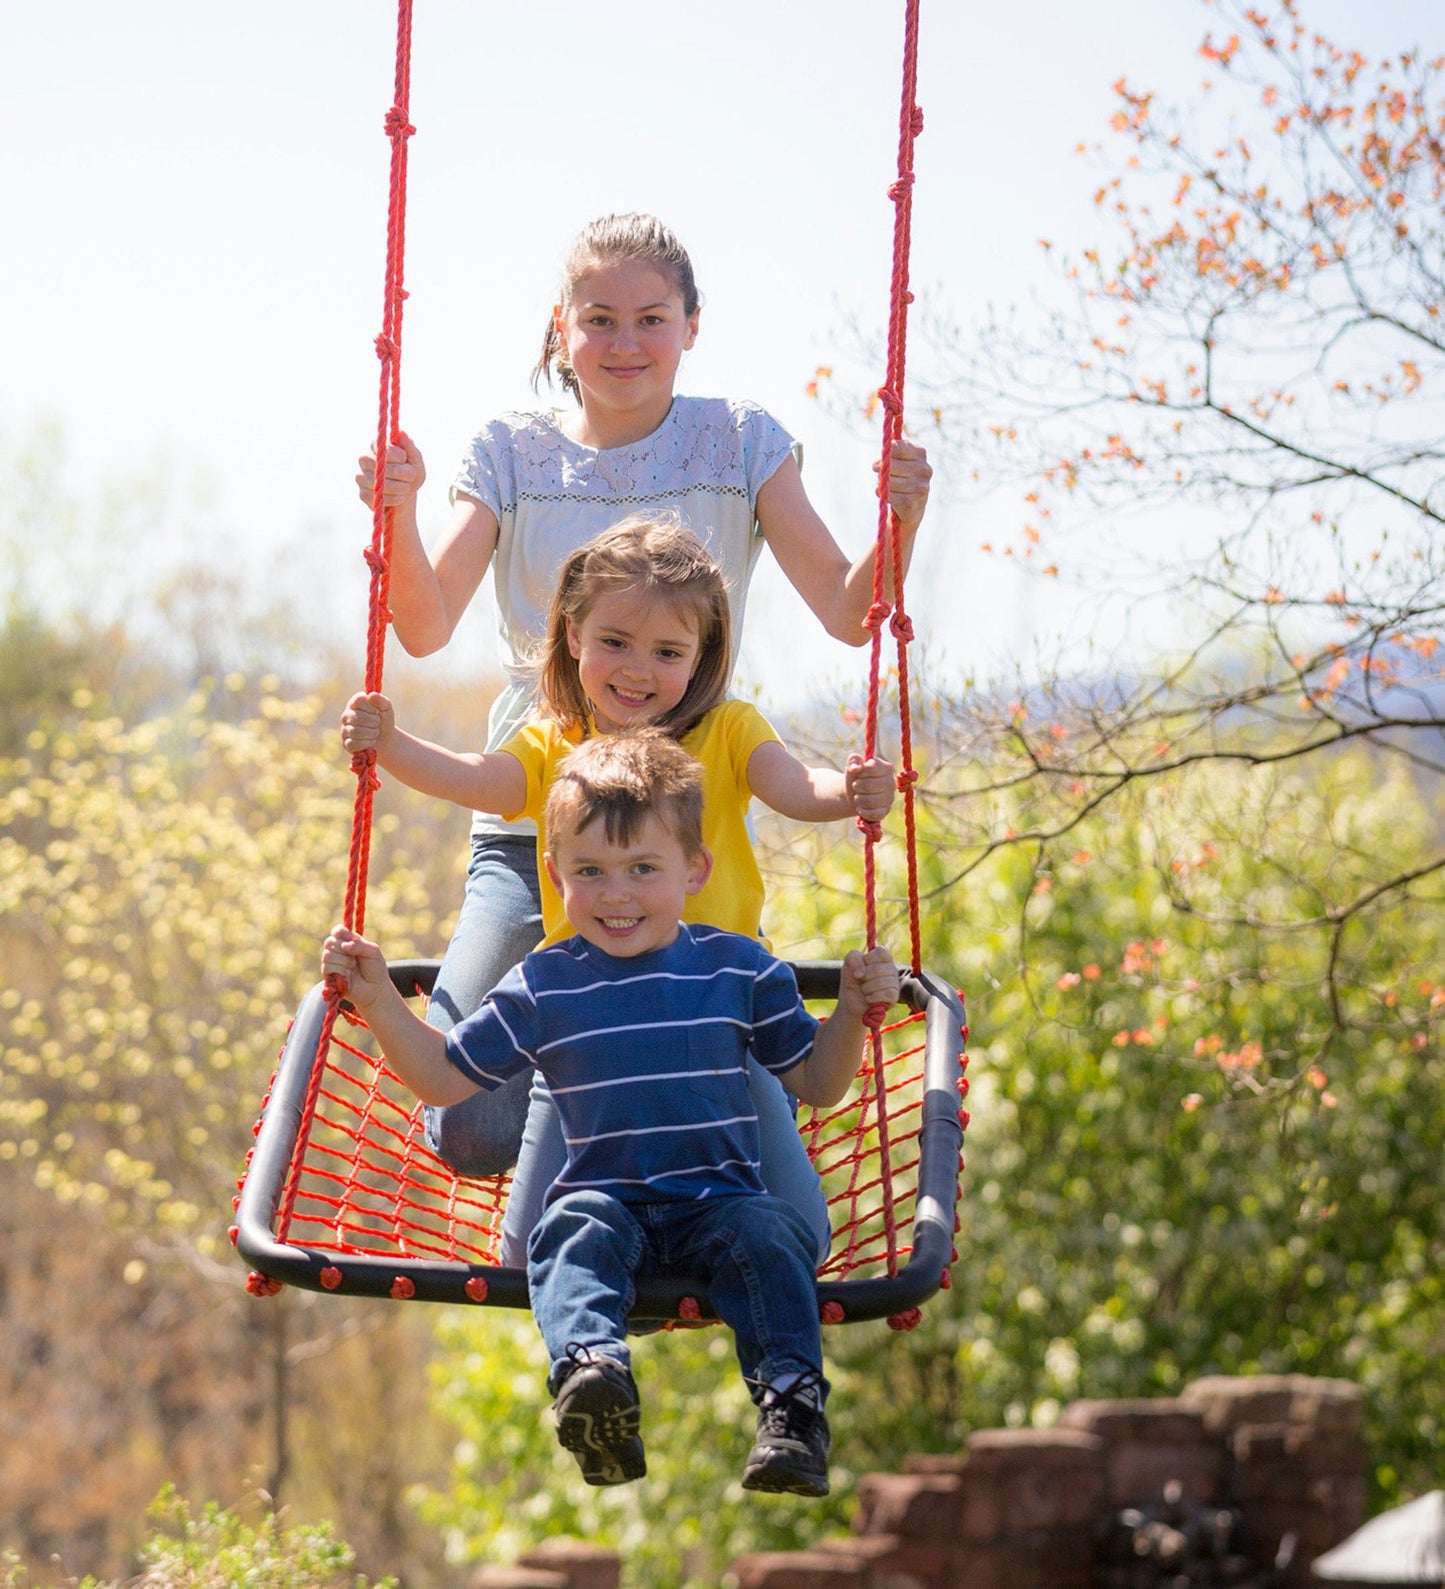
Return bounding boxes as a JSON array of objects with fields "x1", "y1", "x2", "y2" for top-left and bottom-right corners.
[{"x1": 238, "y1": 0, "x2": 966, "y2": 1315}]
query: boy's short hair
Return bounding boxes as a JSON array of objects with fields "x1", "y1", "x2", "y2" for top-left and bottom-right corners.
[{"x1": 544, "y1": 728, "x2": 705, "y2": 857}]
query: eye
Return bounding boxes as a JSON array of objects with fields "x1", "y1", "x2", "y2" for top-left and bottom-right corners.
[
  {"x1": 632, "y1": 863, "x2": 658, "y2": 877},
  {"x1": 575, "y1": 864, "x2": 603, "y2": 878},
  {"x1": 601, "y1": 636, "x2": 627, "y2": 650},
  {"x1": 585, "y1": 313, "x2": 613, "y2": 329},
  {"x1": 639, "y1": 314, "x2": 664, "y2": 327}
]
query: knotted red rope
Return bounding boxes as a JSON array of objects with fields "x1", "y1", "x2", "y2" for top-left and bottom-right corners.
[
  {"x1": 278, "y1": 0, "x2": 415, "y2": 1240},
  {"x1": 859, "y1": 0, "x2": 925, "y2": 1281}
]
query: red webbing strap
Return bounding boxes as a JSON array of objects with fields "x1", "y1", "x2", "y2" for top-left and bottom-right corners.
[
  {"x1": 859, "y1": 0, "x2": 925, "y2": 1281},
  {"x1": 277, "y1": 0, "x2": 415, "y2": 1243}
]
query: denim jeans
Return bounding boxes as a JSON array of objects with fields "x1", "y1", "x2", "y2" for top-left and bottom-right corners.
[
  {"x1": 530, "y1": 1189, "x2": 825, "y2": 1394},
  {"x1": 427, "y1": 833, "x2": 833, "y2": 1269},
  {"x1": 423, "y1": 832, "x2": 545, "y2": 1175}
]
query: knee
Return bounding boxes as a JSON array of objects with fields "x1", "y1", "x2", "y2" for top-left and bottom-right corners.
[{"x1": 750, "y1": 1195, "x2": 819, "y2": 1263}]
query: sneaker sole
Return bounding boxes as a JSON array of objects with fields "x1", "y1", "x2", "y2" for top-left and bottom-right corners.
[
  {"x1": 555, "y1": 1381, "x2": 646, "y2": 1486},
  {"x1": 741, "y1": 1458, "x2": 829, "y2": 1498}
]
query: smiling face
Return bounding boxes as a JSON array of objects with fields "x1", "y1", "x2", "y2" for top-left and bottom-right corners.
[
  {"x1": 565, "y1": 588, "x2": 703, "y2": 735},
  {"x1": 555, "y1": 259, "x2": 699, "y2": 444},
  {"x1": 544, "y1": 810, "x2": 711, "y2": 958}
]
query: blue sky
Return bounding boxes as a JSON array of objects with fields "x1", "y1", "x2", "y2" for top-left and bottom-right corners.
[{"x1": 5, "y1": 0, "x2": 1438, "y2": 704}]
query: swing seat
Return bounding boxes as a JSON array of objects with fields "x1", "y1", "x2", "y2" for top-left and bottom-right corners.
[{"x1": 233, "y1": 960, "x2": 967, "y2": 1325}]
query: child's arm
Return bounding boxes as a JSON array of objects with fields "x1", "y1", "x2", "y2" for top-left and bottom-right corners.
[
  {"x1": 780, "y1": 947, "x2": 901, "y2": 1109},
  {"x1": 341, "y1": 691, "x2": 527, "y2": 815},
  {"x1": 355, "y1": 432, "x2": 501, "y2": 657},
  {"x1": 746, "y1": 741, "x2": 896, "y2": 824},
  {"x1": 321, "y1": 926, "x2": 480, "y2": 1105},
  {"x1": 754, "y1": 442, "x2": 931, "y2": 647}
]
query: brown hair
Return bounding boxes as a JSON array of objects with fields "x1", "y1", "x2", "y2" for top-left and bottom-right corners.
[
  {"x1": 533, "y1": 213, "x2": 701, "y2": 403},
  {"x1": 537, "y1": 513, "x2": 731, "y2": 739},
  {"x1": 544, "y1": 728, "x2": 705, "y2": 858}
]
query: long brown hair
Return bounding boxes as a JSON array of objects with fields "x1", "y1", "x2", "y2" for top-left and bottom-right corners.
[
  {"x1": 533, "y1": 214, "x2": 701, "y2": 403},
  {"x1": 536, "y1": 514, "x2": 731, "y2": 740}
]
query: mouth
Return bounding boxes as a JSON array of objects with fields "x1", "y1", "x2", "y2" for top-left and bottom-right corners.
[
  {"x1": 609, "y1": 686, "x2": 653, "y2": 709},
  {"x1": 599, "y1": 916, "x2": 643, "y2": 933},
  {"x1": 603, "y1": 365, "x2": 648, "y2": 380}
]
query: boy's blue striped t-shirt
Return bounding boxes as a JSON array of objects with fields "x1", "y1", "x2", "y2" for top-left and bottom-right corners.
[{"x1": 443, "y1": 924, "x2": 819, "y2": 1207}]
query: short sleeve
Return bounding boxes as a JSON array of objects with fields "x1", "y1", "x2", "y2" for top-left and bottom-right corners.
[
  {"x1": 499, "y1": 721, "x2": 554, "y2": 825},
  {"x1": 748, "y1": 952, "x2": 820, "y2": 1077},
  {"x1": 444, "y1": 962, "x2": 539, "y2": 1089},
  {"x1": 450, "y1": 420, "x2": 513, "y2": 517},
  {"x1": 732, "y1": 401, "x2": 796, "y2": 503},
  {"x1": 720, "y1": 700, "x2": 784, "y2": 800}
]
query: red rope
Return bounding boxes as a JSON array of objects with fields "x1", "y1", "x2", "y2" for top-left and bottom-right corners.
[
  {"x1": 858, "y1": 0, "x2": 925, "y2": 1279},
  {"x1": 279, "y1": 0, "x2": 415, "y2": 1242}
]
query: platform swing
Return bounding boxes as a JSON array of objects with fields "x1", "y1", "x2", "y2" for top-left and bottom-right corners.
[{"x1": 232, "y1": 0, "x2": 968, "y2": 1329}]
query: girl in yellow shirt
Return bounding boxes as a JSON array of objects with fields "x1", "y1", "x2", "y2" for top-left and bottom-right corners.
[{"x1": 341, "y1": 512, "x2": 894, "y2": 1259}]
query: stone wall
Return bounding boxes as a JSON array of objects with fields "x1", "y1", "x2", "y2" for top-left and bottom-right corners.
[
  {"x1": 729, "y1": 1374, "x2": 1366, "y2": 1589},
  {"x1": 468, "y1": 1375, "x2": 1366, "y2": 1589}
]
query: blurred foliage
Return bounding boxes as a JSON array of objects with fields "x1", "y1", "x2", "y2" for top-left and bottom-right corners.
[
  {"x1": 0, "y1": 673, "x2": 450, "y2": 1264},
  {"x1": 0, "y1": 618, "x2": 476, "y2": 1586},
  {"x1": 416, "y1": 1311, "x2": 855, "y2": 1587},
  {"x1": 0, "y1": 1486, "x2": 395, "y2": 1589},
  {"x1": 770, "y1": 727, "x2": 1443, "y2": 1515}
]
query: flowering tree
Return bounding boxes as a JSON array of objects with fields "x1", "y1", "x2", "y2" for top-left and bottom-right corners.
[{"x1": 826, "y1": 0, "x2": 1445, "y2": 1095}]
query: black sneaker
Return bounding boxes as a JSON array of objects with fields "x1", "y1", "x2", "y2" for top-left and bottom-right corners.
[
  {"x1": 551, "y1": 1349, "x2": 645, "y2": 1486},
  {"x1": 741, "y1": 1370, "x2": 830, "y2": 1497}
]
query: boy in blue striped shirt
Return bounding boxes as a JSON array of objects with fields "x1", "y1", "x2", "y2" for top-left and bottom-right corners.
[{"x1": 324, "y1": 728, "x2": 899, "y2": 1496}]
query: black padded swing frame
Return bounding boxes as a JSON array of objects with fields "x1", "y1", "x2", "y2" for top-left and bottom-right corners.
[{"x1": 235, "y1": 960, "x2": 966, "y2": 1324}]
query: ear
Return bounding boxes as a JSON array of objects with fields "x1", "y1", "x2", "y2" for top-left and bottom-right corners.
[
  {"x1": 685, "y1": 846, "x2": 713, "y2": 897},
  {"x1": 543, "y1": 851, "x2": 564, "y2": 895},
  {"x1": 682, "y1": 305, "x2": 700, "y2": 352},
  {"x1": 553, "y1": 304, "x2": 568, "y2": 353},
  {"x1": 566, "y1": 616, "x2": 583, "y2": 660}
]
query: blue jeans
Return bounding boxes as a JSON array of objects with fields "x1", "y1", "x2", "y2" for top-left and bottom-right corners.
[
  {"x1": 428, "y1": 834, "x2": 833, "y2": 1268},
  {"x1": 531, "y1": 1190, "x2": 825, "y2": 1394}
]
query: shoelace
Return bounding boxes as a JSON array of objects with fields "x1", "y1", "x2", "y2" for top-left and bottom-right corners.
[{"x1": 753, "y1": 1368, "x2": 825, "y2": 1436}]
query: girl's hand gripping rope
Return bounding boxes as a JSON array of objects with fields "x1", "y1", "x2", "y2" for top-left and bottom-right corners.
[
  {"x1": 845, "y1": 753, "x2": 897, "y2": 825},
  {"x1": 356, "y1": 430, "x2": 427, "y2": 510}
]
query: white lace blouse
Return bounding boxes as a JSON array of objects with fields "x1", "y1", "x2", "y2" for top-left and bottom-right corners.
[{"x1": 450, "y1": 394, "x2": 796, "y2": 834}]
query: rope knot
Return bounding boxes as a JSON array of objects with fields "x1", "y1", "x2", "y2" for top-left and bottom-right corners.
[
  {"x1": 374, "y1": 332, "x2": 398, "y2": 362},
  {"x1": 910, "y1": 106, "x2": 925, "y2": 136},
  {"x1": 864, "y1": 1000, "x2": 890, "y2": 1032},
  {"x1": 876, "y1": 385, "x2": 903, "y2": 416},
  {"x1": 855, "y1": 815, "x2": 884, "y2": 843},
  {"x1": 350, "y1": 748, "x2": 382, "y2": 791},
  {"x1": 888, "y1": 173, "x2": 916, "y2": 201},
  {"x1": 383, "y1": 106, "x2": 415, "y2": 139},
  {"x1": 363, "y1": 545, "x2": 390, "y2": 577},
  {"x1": 889, "y1": 610, "x2": 915, "y2": 643},
  {"x1": 863, "y1": 600, "x2": 893, "y2": 634},
  {"x1": 896, "y1": 767, "x2": 919, "y2": 791}
]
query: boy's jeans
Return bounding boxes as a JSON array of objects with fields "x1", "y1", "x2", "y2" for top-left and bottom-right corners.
[{"x1": 529, "y1": 1189, "x2": 825, "y2": 1394}]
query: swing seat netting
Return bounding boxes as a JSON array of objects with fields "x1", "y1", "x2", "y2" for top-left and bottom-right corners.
[
  {"x1": 231, "y1": 0, "x2": 967, "y2": 1328},
  {"x1": 233, "y1": 962, "x2": 966, "y2": 1323}
]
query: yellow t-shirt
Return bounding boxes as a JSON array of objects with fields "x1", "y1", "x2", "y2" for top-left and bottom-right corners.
[{"x1": 502, "y1": 700, "x2": 783, "y2": 946}]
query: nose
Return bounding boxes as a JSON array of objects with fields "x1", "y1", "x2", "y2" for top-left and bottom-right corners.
[
  {"x1": 610, "y1": 321, "x2": 639, "y2": 354},
  {"x1": 599, "y1": 873, "x2": 632, "y2": 906}
]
